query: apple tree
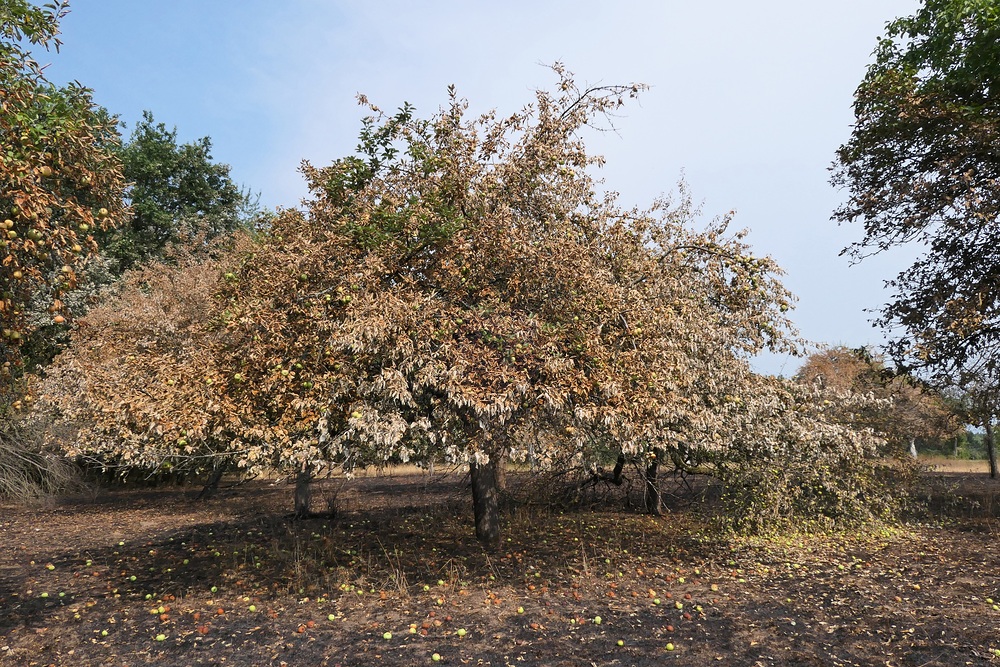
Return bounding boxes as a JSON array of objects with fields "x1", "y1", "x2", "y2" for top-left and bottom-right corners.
[
  {"x1": 708, "y1": 372, "x2": 905, "y2": 534},
  {"x1": 796, "y1": 346, "x2": 960, "y2": 458},
  {"x1": 0, "y1": 0, "x2": 126, "y2": 392},
  {"x1": 35, "y1": 245, "x2": 250, "y2": 485},
  {"x1": 39, "y1": 69, "x2": 911, "y2": 543},
  {"x1": 1, "y1": 1, "x2": 125, "y2": 501},
  {"x1": 946, "y1": 356, "x2": 1000, "y2": 476},
  {"x1": 208, "y1": 69, "x2": 805, "y2": 548}
]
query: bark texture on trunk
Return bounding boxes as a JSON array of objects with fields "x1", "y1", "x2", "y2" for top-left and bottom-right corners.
[
  {"x1": 909, "y1": 437, "x2": 918, "y2": 459},
  {"x1": 611, "y1": 452, "x2": 626, "y2": 486},
  {"x1": 196, "y1": 465, "x2": 225, "y2": 501},
  {"x1": 470, "y1": 457, "x2": 501, "y2": 551},
  {"x1": 293, "y1": 469, "x2": 313, "y2": 518},
  {"x1": 495, "y1": 453, "x2": 507, "y2": 493},
  {"x1": 644, "y1": 451, "x2": 663, "y2": 516},
  {"x1": 987, "y1": 420, "x2": 997, "y2": 479}
]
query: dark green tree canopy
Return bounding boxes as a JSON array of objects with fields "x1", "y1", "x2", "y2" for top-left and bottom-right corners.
[
  {"x1": 832, "y1": 0, "x2": 1000, "y2": 380},
  {"x1": 108, "y1": 111, "x2": 254, "y2": 271}
]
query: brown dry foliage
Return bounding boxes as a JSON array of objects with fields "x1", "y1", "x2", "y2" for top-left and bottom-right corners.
[{"x1": 38, "y1": 68, "x2": 912, "y2": 533}]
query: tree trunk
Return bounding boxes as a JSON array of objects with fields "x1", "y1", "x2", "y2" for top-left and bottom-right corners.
[
  {"x1": 293, "y1": 469, "x2": 313, "y2": 518},
  {"x1": 986, "y1": 420, "x2": 997, "y2": 479},
  {"x1": 470, "y1": 457, "x2": 501, "y2": 551},
  {"x1": 644, "y1": 451, "x2": 663, "y2": 516},
  {"x1": 908, "y1": 437, "x2": 918, "y2": 459},
  {"x1": 495, "y1": 452, "x2": 507, "y2": 492},
  {"x1": 196, "y1": 465, "x2": 225, "y2": 501},
  {"x1": 611, "y1": 452, "x2": 626, "y2": 486}
]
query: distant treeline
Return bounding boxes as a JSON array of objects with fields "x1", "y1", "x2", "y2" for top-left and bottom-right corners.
[{"x1": 918, "y1": 430, "x2": 990, "y2": 460}]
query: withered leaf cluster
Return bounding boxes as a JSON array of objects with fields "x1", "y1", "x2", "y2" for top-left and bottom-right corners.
[{"x1": 40, "y1": 70, "x2": 900, "y2": 534}]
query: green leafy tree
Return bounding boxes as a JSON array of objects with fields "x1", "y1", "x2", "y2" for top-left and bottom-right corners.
[
  {"x1": 948, "y1": 356, "x2": 999, "y2": 475},
  {"x1": 106, "y1": 110, "x2": 258, "y2": 272},
  {"x1": 832, "y1": 0, "x2": 1000, "y2": 380}
]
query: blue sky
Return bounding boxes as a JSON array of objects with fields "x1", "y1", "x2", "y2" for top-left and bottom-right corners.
[{"x1": 42, "y1": 1, "x2": 919, "y2": 375}]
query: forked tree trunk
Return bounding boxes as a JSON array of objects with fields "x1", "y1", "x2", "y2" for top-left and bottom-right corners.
[
  {"x1": 293, "y1": 469, "x2": 313, "y2": 518},
  {"x1": 644, "y1": 450, "x2": 663, "y2": 516},
  {"x1": 986, "y1": 420, "x2": 997, "y2": 479},
  {"x1": 470, "y1": 457, "x2": 501, "y2": 551}
]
